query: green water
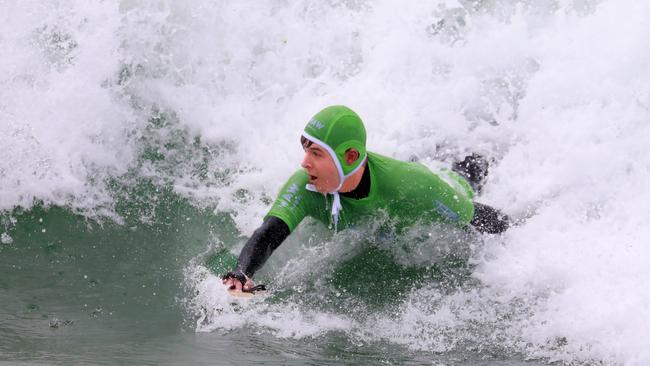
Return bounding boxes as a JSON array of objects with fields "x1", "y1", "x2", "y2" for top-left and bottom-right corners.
[
  {"x1": 1, "y1": 189, "x2": 545, "y2": 365},
  {"x1": 0, "y1": 184, "x2": 226, "y2": 364}
]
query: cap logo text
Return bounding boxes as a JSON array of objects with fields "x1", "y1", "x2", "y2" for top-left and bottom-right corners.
[{"x1": 308, "y1": 118, "x2": 324, "y2": 130}]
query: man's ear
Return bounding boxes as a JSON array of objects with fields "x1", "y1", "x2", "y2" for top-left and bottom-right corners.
[{"x1": 345, "y1": 148, "x2": 360, "y2": 165}]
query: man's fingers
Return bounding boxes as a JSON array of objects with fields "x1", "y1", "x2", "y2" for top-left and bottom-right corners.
[
  {"x1": 242, "y1": 279, "x2": 254, "y2": 291},
  {"x1": 233, "y1": 281, "x2": 243, "y2": 291},
  {"x1": 223, "y1": 278, "x2": 243, "y2": 291},
  {"x1": 222, "y1": 274, "x2": 254, "y2": 292}
]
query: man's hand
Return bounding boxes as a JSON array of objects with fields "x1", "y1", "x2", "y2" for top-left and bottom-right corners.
[{"x1": 222, "y1": 270, "x2": 254, "y2": 292}]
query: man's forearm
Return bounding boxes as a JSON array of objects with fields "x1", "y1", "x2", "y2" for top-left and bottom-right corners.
[{"x1": 235, "y1": 216, "x2": 290, "y2": 277}]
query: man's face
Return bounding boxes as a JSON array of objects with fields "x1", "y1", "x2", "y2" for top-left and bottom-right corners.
[{"x1": 301, "y1": 140, "x2": 340, "y2": 193}]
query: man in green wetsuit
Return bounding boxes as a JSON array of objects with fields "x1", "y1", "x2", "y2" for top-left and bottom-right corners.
[{"x1": 223, "y1": 105, "x2": 509, "y2": 292}]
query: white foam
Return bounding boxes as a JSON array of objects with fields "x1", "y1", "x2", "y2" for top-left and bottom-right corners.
[
  {"x1": 184, "y1": 262, "x2": 353, "y2": 338},
  {"x1": 3, "y1": 0, "x2": 650, "y2": 363},
  {"x1": 0, "y1": 1, "x2": 134, "y2": 215}
]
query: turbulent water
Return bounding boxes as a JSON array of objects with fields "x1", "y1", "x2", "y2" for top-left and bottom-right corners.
[{"x1": 2, "y1": 0, "x2": 649, "y2": 365}]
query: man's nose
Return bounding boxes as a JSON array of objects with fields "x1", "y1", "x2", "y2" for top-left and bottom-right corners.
[{"x1": 301, "y1": 153, "x2": 311, "y2": 169}]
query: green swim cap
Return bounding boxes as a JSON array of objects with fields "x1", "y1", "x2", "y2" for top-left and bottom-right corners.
[{"x1": 302, "y1": 105, "x2": 367, "y2": 191}]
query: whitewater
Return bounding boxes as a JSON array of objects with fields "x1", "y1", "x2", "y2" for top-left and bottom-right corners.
[{"x1": 1, "y1": 0, "x2": 649, "y2": 365}]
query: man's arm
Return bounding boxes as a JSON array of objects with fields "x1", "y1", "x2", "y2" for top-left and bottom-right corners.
[
  {"x1": 236, "y1": 216, "x2": 290, "y2": 277},
  {"x1": 222, "y1": 216, "x2": 290, "y2": 290},
  {"x1": 222, "y1": 169, "x2": 321, "y2": 290}
]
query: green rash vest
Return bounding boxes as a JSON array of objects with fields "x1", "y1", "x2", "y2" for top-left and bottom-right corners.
[{"x1": 265, "y1": 152, "x2": 476, "y2": 233}]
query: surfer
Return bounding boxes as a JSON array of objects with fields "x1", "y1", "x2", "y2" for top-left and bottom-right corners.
[{"x1": 223, "y1": 105, "x2": 509, "y2": 292}]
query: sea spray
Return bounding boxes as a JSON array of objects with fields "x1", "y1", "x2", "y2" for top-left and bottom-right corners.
[{"x1": 2, "y1": 0, "x2": 649, "y2": 364}]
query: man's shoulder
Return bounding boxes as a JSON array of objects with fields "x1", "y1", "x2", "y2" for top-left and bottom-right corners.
[
  {"x1": 277, "y1": 169, "x2": 313, "y2": 195},
  {"x1": 368, "y1": 151, "x2": 431, "y2": 177},
  {"x1": 368, "y1": 151, "x2": 448, "y2": 198},
  {"x1": 267, "y1": 168, "x2": 328, "y2": 231},
  {"x1": 367, "y1": 151, "x2": 405, "y2": 170}
]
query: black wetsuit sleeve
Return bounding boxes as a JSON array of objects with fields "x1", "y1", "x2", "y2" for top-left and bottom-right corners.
[{"x1": 235, "y1": 216, "x2": 290, "y2": 277}]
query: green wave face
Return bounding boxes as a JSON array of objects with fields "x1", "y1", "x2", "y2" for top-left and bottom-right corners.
[
  {"x1": 0, "y1": 185, "x2": 241, "y2": 359},
  {"x1": 1, "y1": 197, "x2": 487, "y2": 364}
]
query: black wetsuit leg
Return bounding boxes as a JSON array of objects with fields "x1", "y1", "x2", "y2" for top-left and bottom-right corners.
[
  {"x1": 453, "y1": 154, "x2": 509, "y2": 233},
  {"x1": 230, "y1": 216, "x2": 290, "y2": 278},
  {"x1": 471, "y1": 202, "x2": 509, "y2": 234},
  {"x1": 452, "y1": 153, "x2": 489, "y2": 194}
]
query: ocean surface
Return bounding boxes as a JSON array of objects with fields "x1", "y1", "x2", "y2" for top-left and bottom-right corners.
[{"x1": 2, "y1": 0, "x2": 649, "y2": 365}]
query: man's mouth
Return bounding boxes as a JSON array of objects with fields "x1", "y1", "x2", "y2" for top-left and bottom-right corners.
[{"x1": 309, "y1": 175, "x2": 318, "y2": 182}]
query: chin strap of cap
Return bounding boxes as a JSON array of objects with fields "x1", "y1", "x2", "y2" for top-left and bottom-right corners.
[
  {"x1": 305, "y1": 155, "x2": 367, "y2": 231},
  {"x1": 305, "y1": 185, "x2": 343, "y2": 231}
]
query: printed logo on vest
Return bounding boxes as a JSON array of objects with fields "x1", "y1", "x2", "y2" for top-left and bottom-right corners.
[
  {"x1": 433, "y1": 200, "x2": 459, "y2": 221},
  {"x1": 279, "y1": 183, "x2": 302, "y2": 209}
]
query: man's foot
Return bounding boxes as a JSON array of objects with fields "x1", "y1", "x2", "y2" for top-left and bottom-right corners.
[{"x1": 452, "y1": 153, "x2": 489, "y2": 194}]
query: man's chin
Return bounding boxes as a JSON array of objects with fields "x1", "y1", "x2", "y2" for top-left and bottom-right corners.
[
  {"x1": 312, "y1": 184, "x2": 330, "y2": 193},
  {"x1": 308, "y1": 178, "x2": 337, "y2": 193}
]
